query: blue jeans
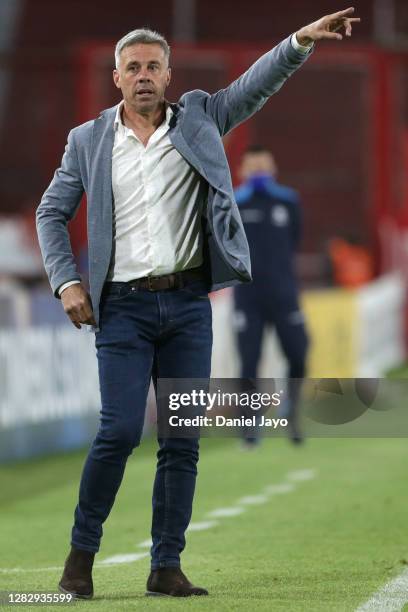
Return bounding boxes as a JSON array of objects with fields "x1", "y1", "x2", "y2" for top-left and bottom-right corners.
[{"x1": 71, "y1": 279, "x2": 212, "y2": 569}]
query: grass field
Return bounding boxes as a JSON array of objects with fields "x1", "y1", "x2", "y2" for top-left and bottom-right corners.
[{"x1": 0, "y1": 435, "x2": 407, "y2": 611}]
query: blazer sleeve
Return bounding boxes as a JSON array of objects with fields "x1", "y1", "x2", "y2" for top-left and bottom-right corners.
[
  {"x1": 36, "y1": 129, "x2": 84, "y2": 298},
  {"x1": 206, "y1": 35, "x2": 313, "y2": 135}
]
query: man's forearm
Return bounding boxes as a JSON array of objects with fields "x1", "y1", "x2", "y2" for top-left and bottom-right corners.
[
  {"x1": 36, "y1": 205, "x2": 82, "y2": 297},
  {"x1": 210, "y1": 7, "x2": 360, "y2": 134},
  {"x1": 36, "y1": 129, "x2": 84, "y2": 298},
  {"x1": 209, "y1": 34, "x2": 314, "y2": 136}
]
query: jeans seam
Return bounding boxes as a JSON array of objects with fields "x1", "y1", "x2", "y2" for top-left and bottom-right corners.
[
  {"x1": 155, "y1": 350, "x2": 168, "y2": 568},
  {"x1": 159, "y1": 468, "x2": 170, "y2": 568}
]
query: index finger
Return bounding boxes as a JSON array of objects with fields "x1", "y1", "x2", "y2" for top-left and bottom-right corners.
[{"x1": 332, "y1": 7, "x2": 355, "y2": 18}]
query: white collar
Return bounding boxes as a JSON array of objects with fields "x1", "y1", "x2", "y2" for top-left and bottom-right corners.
[{"x1": 114, "y1": 100, "x2": 173, "y2": 132}]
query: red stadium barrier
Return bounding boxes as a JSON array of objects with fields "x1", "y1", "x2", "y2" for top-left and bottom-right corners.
[{"x1": 72, "y1": 41, "x2": 408, "y2": 283}]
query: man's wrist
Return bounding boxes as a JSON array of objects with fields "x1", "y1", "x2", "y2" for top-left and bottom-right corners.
[
  {"x1": 293, "y1": 30, "x2": 314, "y2": 50},
  {"x1": 58, "y1": 280, "x2": 81, "y2": 296}
]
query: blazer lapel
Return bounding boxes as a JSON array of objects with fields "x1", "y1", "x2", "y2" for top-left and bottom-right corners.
[{"x1": 168, "y1": 103, "x2": 207, "y2": 180}]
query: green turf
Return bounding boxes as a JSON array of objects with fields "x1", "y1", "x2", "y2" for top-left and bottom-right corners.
[
  {"x1": 386, "y1": 362, "x2": 408, "y2": 378},
  {"x1": 0, "y1": 436, "x2": 407, "y2": 611}
]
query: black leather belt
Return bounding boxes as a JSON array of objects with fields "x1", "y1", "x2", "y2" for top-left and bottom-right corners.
[{"x1": 119, "y1": 266, "x2": 205, "y2": 292}]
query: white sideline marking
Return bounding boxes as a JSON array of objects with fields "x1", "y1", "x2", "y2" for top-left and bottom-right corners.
[
  {"x1": 98, "y1": 552, "x2": 149, "y2": 565},
  {"x1": 187, "y1": 520, "x2": 218, "y2": 532},
  {"x1": 0, "y1": 467, "x2": 316, "y2": 575},
  {"x1": 264, "y1": 483, "x2": 295, "y2": 495},
  {"x1": 207, "y1": 507, "x2": 245, "y2": 518},
  {"x1": 238, "y1": 494, "x2": 269, "y2": 505},
  {"x1": 286, "y1": 469, "x2": 316, "y2": 482},
  {"x1": 0, "y1": 553, "x2": 150, "y2": 574},
  {"x1": 0, "y1": 566, "x2": 64, "y2": 574},
  {"x1": 355, "y1": 568, "x2": 408, "y2": 612},
  {"x1": 137, "y1": 539, "x2": 152, "y2": 548}
]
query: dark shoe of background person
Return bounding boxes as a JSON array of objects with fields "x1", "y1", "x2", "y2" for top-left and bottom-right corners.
[
  {"x1": 146, "y1": 567, "x2": 208, "y2": 597},
  {"x1": 240, "y1": 437, "x2": 261, "y2": 451},
  {"x1": 288, "y1": 421, "x2": 304, "y2": 445},
  {"x1": 58, "y1": 545, "x2": 95, "y2": 599}
]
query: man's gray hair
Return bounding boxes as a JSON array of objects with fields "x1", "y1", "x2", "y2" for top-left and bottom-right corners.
[{"x1": 115, "y1": 28, "x2": 170, "y2": 68}]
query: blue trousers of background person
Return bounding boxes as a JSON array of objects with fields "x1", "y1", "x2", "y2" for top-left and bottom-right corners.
[
  {"x1": 70, "y1": 279, "x2": 212, "y2": 570},
  {"x1": 234, "y1": 294, "x2": 308, "y2": 380},
  {"x1": 233, "y1": 289, "x2": 309, "y2": 441}
]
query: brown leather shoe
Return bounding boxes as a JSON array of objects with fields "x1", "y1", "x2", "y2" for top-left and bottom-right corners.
[
  {"x1": 58, "y1": 546, "x2": 95, "y2": 600},
  {"x1": 146, "y1": 567, "x2": 208, "y2": 597}
]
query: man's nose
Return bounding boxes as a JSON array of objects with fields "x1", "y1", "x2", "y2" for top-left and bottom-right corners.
[{"x1": 137, "y1": 67, "x2": 151, "y2": 80}]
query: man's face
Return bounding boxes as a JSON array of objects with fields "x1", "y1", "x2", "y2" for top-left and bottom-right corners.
[
  {"x1": 113, "y1": 43, "x2": 171, "y2": 113},
  {"x1": 239, "y1": 152, "x2": 277, "y2": 181}
]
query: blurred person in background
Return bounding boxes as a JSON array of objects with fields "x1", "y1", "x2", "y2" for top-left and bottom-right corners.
[
  {"x1": 36, "y1": 8, "x2": 360, "y2": 600},
  {"x1": 234, "y1": 147, "x2": 309, "y2": 445}
]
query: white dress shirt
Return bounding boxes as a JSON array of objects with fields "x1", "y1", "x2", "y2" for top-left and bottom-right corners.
[
  {"x1": 107, "y1": 102, "x2": 207, "y2": 282},
  {"x1": 58, "y1": 33, "x2": 312, "y2": 295}
]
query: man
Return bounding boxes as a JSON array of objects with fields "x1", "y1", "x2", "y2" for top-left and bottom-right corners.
[
  {"x1": 234, "y1": 146, "x2": 309, "y2": 445},
  {"x1": 36, "y1": 8, "x2": 360, "y2": 599}
]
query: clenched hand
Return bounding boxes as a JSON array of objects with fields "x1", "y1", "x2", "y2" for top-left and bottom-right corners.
[
  {"x1": 61, "y1": 283, "x2": 96, "y2": 329},
  {"x1": 296, "y1": 7, "x2": 361, "y2": 46}
]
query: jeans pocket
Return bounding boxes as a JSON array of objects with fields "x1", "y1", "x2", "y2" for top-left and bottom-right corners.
[{"x1": 100, "y1": 284, "x2": 131, "y2": 303}]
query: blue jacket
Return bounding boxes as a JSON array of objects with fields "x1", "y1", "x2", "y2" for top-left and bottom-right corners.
[{"x1": 235, "y1": 174, "x2": 301, "y2": 301}]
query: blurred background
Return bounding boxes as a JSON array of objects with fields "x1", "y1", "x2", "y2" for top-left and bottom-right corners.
[{"x1": 0, "y1": 0, "x2": 408, "y2": 462}]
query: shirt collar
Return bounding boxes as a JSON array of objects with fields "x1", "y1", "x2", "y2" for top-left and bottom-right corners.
[{"x1": 114, "y1": 101, "x2": 173, "y2": 132}]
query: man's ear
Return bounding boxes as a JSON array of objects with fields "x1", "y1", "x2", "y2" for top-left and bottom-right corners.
[
  {"x1": 166, "y1": 67, "x2": 171, "y2": 87},
  {"x1": 113, "y1": 69, "x2": 121, "y2": 89}
]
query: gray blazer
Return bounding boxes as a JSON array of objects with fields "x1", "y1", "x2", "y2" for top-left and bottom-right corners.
[{"x1": 36, "y1": 35, "x2": 312, "y2": 331}]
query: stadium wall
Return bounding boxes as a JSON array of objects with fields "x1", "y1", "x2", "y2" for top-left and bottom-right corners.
[{"x1": 0, "y1": 274, "x2": 404, "y2": 463}]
